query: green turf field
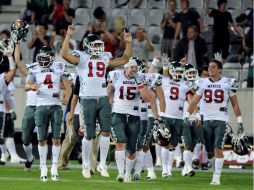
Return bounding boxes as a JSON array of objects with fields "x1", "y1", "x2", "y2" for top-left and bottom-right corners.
[{"x1": 0, "y1": 165, "x2": 253, "y2": 190}]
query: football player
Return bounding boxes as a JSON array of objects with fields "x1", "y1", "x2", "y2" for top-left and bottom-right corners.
[
  {"x1": 160, "y1": 61, "x2": 198, "y2": 178},
  {"x1": 107, "y1": 59, "x2": 153, "y2": 182},
  {"x1": 181, "y1": 64, "x2": 201, "y2": 176},
  {"x1": 0, "y1": 47, "x2": 16, "y2": 164},
  {"x1": 25, "y1": 46, "x2": 71, "y2": 182},
  {"x1": 133, "y1": 57, "x2": 166, "y2": 180},
  {"x1": 184, "y1": 59, "x2": 243, "y2": 185},
  {"x1": 61, "y1": 25, "x2": 135, "y2": 178}
]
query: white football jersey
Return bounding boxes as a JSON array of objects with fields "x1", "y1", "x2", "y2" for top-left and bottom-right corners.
[
  {"x1": 108, "y1": 70, "x2": 140, "y2": 116},
  {"x1": 26, "y1": 91, "x2": 37, "y2": 106},
  {"x1": 196, "y1": 77, "x2": 238, "y2": 122},
  {"x1": 0, "y1": 74, "x2": 8, "y2": 112},
  {"x1": 27, "y1": 62, "x2": 67, "y2": 106},
  {"x1": 162, "y1": 77, "x2": 194, "y2": 119},
  {"x1": 73, "y1": 50, "x2": 111, "y2": 97}
]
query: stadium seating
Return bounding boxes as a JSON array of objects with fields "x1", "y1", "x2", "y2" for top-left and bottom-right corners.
[
  {"x1": 128, "y1": 15, "x2": 146, "y2": 27},
  {"x1": 148, "y1": 0, "x2": 166, "y2": 9},
  {"x1": 93, "y1": 0, "x2": 111, "y2": 8}
]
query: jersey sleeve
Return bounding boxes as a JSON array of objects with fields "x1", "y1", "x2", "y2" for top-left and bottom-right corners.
[
  {"x1": 71, "y1": 50, "x2": 87, "y2": 67},
  {"x1": 229, "y1": 78, "x2": 238, "y2": 97},
  {"x1": 195, "y1": 79, "x2": 204, "y2": 96}
]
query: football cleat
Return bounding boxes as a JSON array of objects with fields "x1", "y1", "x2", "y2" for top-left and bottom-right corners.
[
  {"x1": 24, "y1": 156, "x2": 34, "y2": 172},
  {"x1": 10, "y1": 154, "x2": 26, "y2": 163},
  {"x1": 124, "y1": 174, "x2": 132, "y2": 182},
  {"x1": 146, "y1": 171, "x2": 157, "y2": 180},
  {"x1": 97, "y1": 165, "x2": 109, "y2": 177},
  {"x1": 40, "y1": 167, "x2": 48, "y2": 182},
  {"x1": 133, "y1": 174, "x2": 141, "y2": 181},
  {"x1": 0, "y1": 152, "x2": 9, "y2": 163},
  {"x1": 51, "y1": 166, "x2": 59, "y2": 181},
  {"x1": 193, "y1": 159, "x2": 199, "y2": 170},
  {"x1": 201, "y1": 162, "x2": 208, "y2": 170},
  {"x1": 181, "y1": 166, "x2": 188, "y2": 176},
  {"x1": 82, "y1": 164, "x2": 91, "y2": 179},
  {"x1": 210, "y1": 173, "x2": 221, "y2": 185},
  {"x1": 188, "y1": 170, "x2": 195, "y2": 177},
  {"x1": 116, "y1": 174, "x2": 124, "y2": 182}
]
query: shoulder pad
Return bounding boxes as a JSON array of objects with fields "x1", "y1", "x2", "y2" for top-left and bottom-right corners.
[{"x1": 102, "y1": 52, "x2": 112, "y2": 59}]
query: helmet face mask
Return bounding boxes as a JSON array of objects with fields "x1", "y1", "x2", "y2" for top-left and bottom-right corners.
[
  {"x1": 169, "y1": 62, "x2": 184, "y2": 80},
  {"x1": 36, "y1": 46, "x2": 55, "y2": 67},
  {"x1": 83, "y1": 34, "x2": 104, "y2": 56},
  {"x1": 184, "y1": 64, "x2": 198, "y2": 81},
  {"x1": 0, "y1": 39, "x2": 14, "y2": 55}
]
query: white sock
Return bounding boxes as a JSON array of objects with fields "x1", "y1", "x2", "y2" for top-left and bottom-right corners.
[
  {"x1": 168, "y1": 150, "x2": 174, "y2": 172},
  {"x1": 99, "y1": 136, "x2": 110, "y2": 167},
  {"x1": 23, "y1": 143, "x2": 33, "y2": 162},
  {"x1": 82, "y1": 138, "x2": 92, "y2": 167},
  {"x1": 174, "y1": 145, "x2": 181, "y2": 157},
  {"x1": 52, "y1": 145, "x2": 61, "y2": 167},
  {"x1": 0, "y1": 143, "x2": 7, "y2": 154},
  {"x1": 115, "y1": 151, "x2": 125, "y2": 175},
  {"x1": 145, "y1": 150, "x2": 153, "y2": 169},
  {"x1": 125, "y1": 157, "x2": 136, "y2": 175},
  {"x1": 193, "y1": 143, "x2": 201, "y2": 160},
  {"x1": 215, "y1": 158, "x2": 224, "y2": 175},
  {"x1": 134, "y1": 151, "x2": 143, "y2": 175},
  {"x1": 183, "y1": 150, "x2": 193, "y2": 171},
  {"x1": 6, "y1": 138, "x2": 17, "y2": 157},
  {"x1": 161, "y1": 147, "x2": 169, "y2": 173},
  {"x1": 155, "y1": 144, "x2": 162, "y2": 161},
  {"x1": 209, "y1": 156, "x2": 215, "y2": 172},
  {"x1": 202, "y1": 145, "x2": 208, "y2": 163},
  {"x1": 38, "y1": 145, "x2": 48, "y2": 168}
]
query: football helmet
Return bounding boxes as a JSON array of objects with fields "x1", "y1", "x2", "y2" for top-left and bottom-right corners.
[
  {"x1": 11, "y1": 19, "x2": 29, "y2": 43},
  {"x1": 226, "y1": 124, "x2": 252, "y2": 156},
  {"x1": 184, "y1": 64, "x2": 198, "y2": 81},
  {"x1": 153, "y1": 126, "x2": 171, "y2": 147},
  {"x1": 132, "y1": 57, "x2": 146, "y2": 73},
  {"x1": 0, "y1": 38, "x2": 14, "y2": 55},
  {"x1": 36, "y1": 46, "x2": 55, "y2": 67},
  {"x1": 169, "y1": 62, "x2": 184, "y2": 80},
  {"x1": 83, "y1": 34, "x2": 104, "y2": 56}
]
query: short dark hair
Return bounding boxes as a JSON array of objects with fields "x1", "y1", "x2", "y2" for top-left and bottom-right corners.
[
  {"x1": 188, "y1": 25, "x2": 198, "y2": 33},
  {"x1": 217, "y1": 0, "x2": 227, "y2": 8},
  {"x1": 198, "y1": 65, "x2": 208, "y2": 76},
  {"x1": 0, "y1": 30, "x2": 11, "y2": 38},
  {"x1": 181, "y1": 0, "x2": 189, "y2": 7},
  {"x1": 93, "y1": 7, "x2": 105, "y2": 20},
  {"x1": 211, "y1": 59, "x2": 223, "y2": 69}
]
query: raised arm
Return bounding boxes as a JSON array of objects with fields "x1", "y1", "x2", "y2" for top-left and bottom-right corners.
[
  {"x1": 4, "y1": 52, "x2": 16, "y2": 84},
  {"x1": 109, "y1": 31, "x2": 132, "y2": 67},
  {"x1": 61, "y1": 25, "x2": 80, "y2": 65},
  {"x1": 14, "y1": 43, "x2": 28, "y2": 77}
]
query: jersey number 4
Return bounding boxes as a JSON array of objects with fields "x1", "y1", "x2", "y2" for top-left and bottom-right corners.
[
  {"x1": 44, "y1": 74, "x2": 53, "y2": 88},
  {"x1": 88, "y1": 62, "x2": 105, "y2": 77},
  {"x1": 204, "y1": 89, "x2": 224, "y2": 103},
  {"x1": 119, "y1": 86, "x2": 136, "y2": 100}
]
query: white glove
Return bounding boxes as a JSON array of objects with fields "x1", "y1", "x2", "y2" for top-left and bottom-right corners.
[
  {"x1": 161, "y1": 53, "x2": 170, "y2": 70},
  {"x1": 213, "y1": 52, "x2": 223, "y2": 62}
]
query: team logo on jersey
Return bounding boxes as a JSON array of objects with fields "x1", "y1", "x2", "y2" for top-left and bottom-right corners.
[{"x1": 113, "y1": 72, "x2": 120, "y2": 80}]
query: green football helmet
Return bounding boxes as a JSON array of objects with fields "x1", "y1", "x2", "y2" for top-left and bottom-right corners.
[
  {"x1": 169, "y1": 62, "x2": 184, "y2": 80},
  {"x1": 11, "y1": 19, "x2": 29, "y2": 43},
  {"x1": 184, "y1": 64, "x2": 198, "y2": 81},
  {"x1": 133, "y1": 57, "x2": 146, "y2": 73},
  {"x1": 83, "y1": 34, "x2": 104, "y2": 55},
  {"x1": 36, "y1": 46, "x2": 55, "y2": 67}
]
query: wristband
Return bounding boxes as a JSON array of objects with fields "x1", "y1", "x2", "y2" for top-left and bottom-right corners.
[
  {"x1": 185, "y1": 112, "x2": 191, "y2": 118},
  {"x1": 163, "y1": 65, "x2": 168, "y2": 70},
  {"x1": 237, "y1": 116, "x2": 243, "y2": 123},
  {"x1": 138, "y1": 84, "x2": 144, "y2": 89},
  {"x1": 160, "y1": 112, "x2": 165, "y2": 117},
  {"x1": 196, "y1": 113, "x2": 201, "y2": 120},
  {"x1": 8, "y1": 56, "x2": 15, "y2": 70}
]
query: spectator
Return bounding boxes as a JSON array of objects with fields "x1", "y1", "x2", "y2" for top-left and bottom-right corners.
[
  {"x1": 173, "y1": 25, "x2": 208, "y2": 69},
  {"x1": 173, "y1": 0, "x2": 204, "y2": 43},
  {"x1": 132, "y1": 28, "x2": 154, "y2": 60},
  {"x1": 30, "y1": 0, "x2": 49, "y2": 24},
  {"x1": 49, "y1": 0, "x2": 75, "y2": 34},
  {"x1": 0, "y1": 30, "x2": 12, "y2": 73},
  {"x1": 160, "y1": 0, "x2": 178, "y2": 58},
  {"x1": 205, "y1": 0, "x2": 235, "y2": 61},
  {"x1": 99, "y1": 30, "x2": 116, "y2": 57},
  {"x1": 27, "y1": 23, "x2": 51, "y2": 62}
]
